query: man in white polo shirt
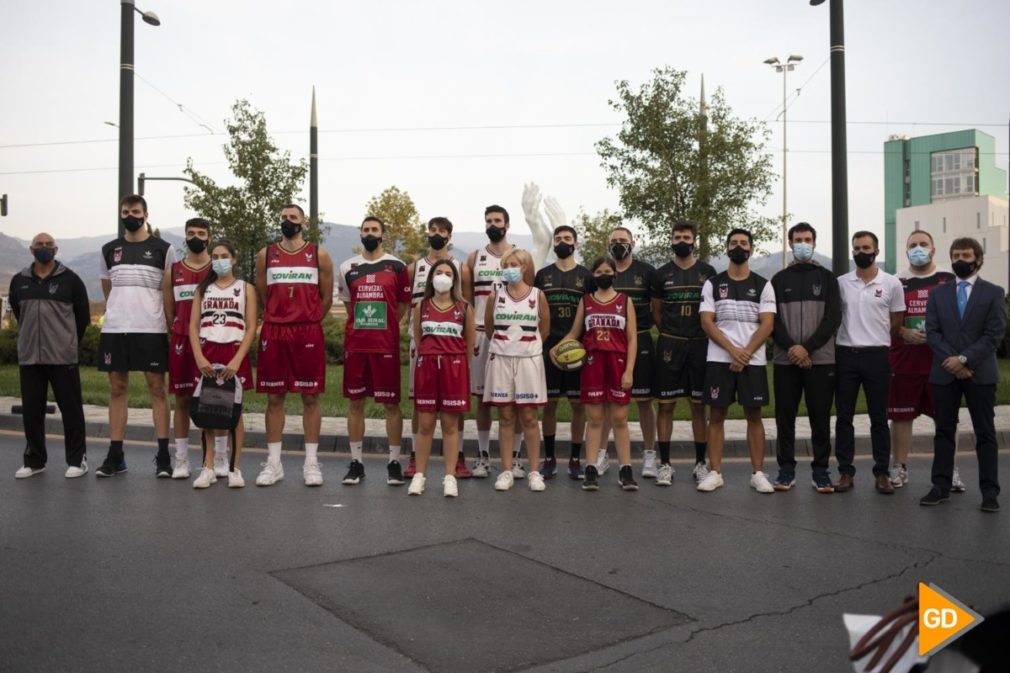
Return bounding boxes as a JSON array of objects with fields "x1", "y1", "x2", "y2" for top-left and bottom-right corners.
[{"x1": 834, "y1": 230, "x2": 905, "y2": 494}]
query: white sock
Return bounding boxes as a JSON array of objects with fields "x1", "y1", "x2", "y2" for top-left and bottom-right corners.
[
  {"x1": 389, "y1": 445, "x2": 401, "y2": 464},
  {"x1": 478, "y1": 431, "x2": 490, "y2": 457},
  {"x1": 267, "y1": 442, "x2": 282, "y2": 465},
  {"x1": 350, "y1": 441, "x2": 363, "y2": 463},
  {"x1": 305, "y1": 442, "x2": 319, "y2": 464},
  {"x1": 513, "y1": 435, "x2": 523, "y2": 459},
  {"x1": 214, "y1": 435, "x2": 228, "y2": 456},
  {"x1": 410, "y1": 434, "x2": 417, "y2": 453},
  {"x1": 174, "y1": 438, "x2": 188, "y2": 461}
]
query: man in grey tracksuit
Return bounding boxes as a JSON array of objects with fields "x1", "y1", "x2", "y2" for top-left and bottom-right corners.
[
  {"x1": 9, "y1": 233, "x2": 91, "y2": 478},
  {"x1": 770, "y1": 223, "x2": 841, "y2": 493}
]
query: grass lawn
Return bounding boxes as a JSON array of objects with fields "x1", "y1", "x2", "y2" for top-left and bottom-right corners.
[{"x1": 1, "y1": 361, "x2": 1008, "y2": 421}]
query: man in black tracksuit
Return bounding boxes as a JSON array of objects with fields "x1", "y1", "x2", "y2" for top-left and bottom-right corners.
[
  {"x1": 10, "y1": 233, "x2": 91, "y2": 478},
  {"x1": 770, "y1": 223, "x2": 841, "y2": 493}
]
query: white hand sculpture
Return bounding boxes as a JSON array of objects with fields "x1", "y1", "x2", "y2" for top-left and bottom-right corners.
[
  {"x1": 543, "y1": 196, "x2": 567, "y2": 235},
  {"x1": 522, "y1": 182, "x2": 553, "y2": 269}
]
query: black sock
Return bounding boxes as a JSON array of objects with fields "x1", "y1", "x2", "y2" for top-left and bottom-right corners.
[
  {"x1": 110, "y1": 440, "x2": 124, "y2": 458},
  {"x1": 157, "y1": 438, "x2": 170, "y2": 460},
  {"x1": 658, "y1": 441, "x2": 671, "y2": 465},
  {"x1": 695, "y1": 442, "x2": 707, "y2": 464},
  {"x1": 544, "y1": 435, "x2": 556, "y2": 459},
  {"x1": 570, "y1": 442, "x2": 582, "y2": 461}
]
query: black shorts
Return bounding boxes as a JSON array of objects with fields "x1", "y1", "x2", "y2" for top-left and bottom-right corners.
[
  {"x1": 98, "y1": 332, "x2": 168, "y2": 373},
  {"x1": 655, "y1": 336, "x2": 707, "y2": 402},
  {"x1": 703, "y1": 362, "x2": 769, "y2": 408},
  {"x1": 544, "y1": 352, "x2": 581, "y2": 400},
  {"x1": 631, "y1": 331, "x2": 654, "y2": 399}
]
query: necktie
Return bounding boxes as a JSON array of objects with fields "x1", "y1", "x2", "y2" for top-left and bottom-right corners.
[{"x1": 957, "y1": 281, "x2": 969, "y2": 318}]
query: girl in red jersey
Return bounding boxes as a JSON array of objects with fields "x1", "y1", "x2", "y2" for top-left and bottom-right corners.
[
  {"x1": 552, "y1": 257, "x2": 638, "y2": 491},
  {"x1": 408, "y1": 259, "x2": 476, "y2": 497},
  {"x1": 188, "y1": 241, "x2": 257, "y2": 489}
]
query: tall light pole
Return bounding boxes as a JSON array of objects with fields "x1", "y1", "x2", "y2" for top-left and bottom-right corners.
[
  {"x1": 119, "y1": 0, "x2": 160, "y2": 236},
  {"x1": 811, "y1": 0, "x2": 849, "y2": 277},
  {"x1": 765, "y1": 55, "x2": 802, "y2": 268}
]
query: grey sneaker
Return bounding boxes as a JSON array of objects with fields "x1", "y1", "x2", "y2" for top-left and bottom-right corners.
[
  {"x1": 951, "y1": 466, "x2": 966, "y2": 493},
  {"x1": 595, "y1": 448, "x2": 610, "y2": 476},
  {"x1": 656, "y1": 463, "x2": 674, "y2": 487},
  {"x1": 691, "y1": 461, "x2": 710, "y2": 483},
  {"x1": 889, "y1": 463, "x2": 908, "y2": 488},
  {"x1": 642, "y1": 450, "x2": 658, "y2": 478},
  {"x1": 472, "y1": 455, "x2": 491, "y2": 479}
]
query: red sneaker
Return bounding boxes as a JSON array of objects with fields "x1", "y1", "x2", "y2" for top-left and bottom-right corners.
[
  {"x1": 454, "y1": 454, "x2": 473, "y2": 479},
  {"x1": 403, "y1": 455, "x2": 417, "y2": 478}
]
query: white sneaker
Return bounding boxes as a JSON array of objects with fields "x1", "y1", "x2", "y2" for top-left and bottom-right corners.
[
  {"x1": 255, "y1": 461, "x2": 284, "y2": 486},
  {"x1": 642, "y1": 450, "x2": 658, "y2": 478},
  {"x1": 65, "y1": 459, "x2": 88, "y2": 478},
  {"x1": 951, "y1": 466, "x2": 966, "y2": 493},
  {"x1": 443, "y1": 475, "x2": 458, "y2": 497},
  {"x1": 472, "y1": 457, "x2": 491, "y2": 479},
  {"x1": 889, "y1": 463, "x2": 908, "y2": 488},
  {"x1": 595, "y1": 448, "x2": 610, "y2": 475},
  {"x1": 228, "y1": 470, "x2": 245, "y2": 488},
  {"x1": 750, "y1": 471, "x2": 775, "y2": 494},
  {"x1": 303, "y1": 460, "x2": 323, "y2": 487},
  {"x1": 193, "y1": 467, "x2": 217, "y2": 489},
  {"x1": 696, "y1": 470, "x2": 724, "y2": 492},
  {"x1": 511, "y1": 460, "x2": 526, "y2": 479},
  {"x1": 494, "y1": 471, "x2": 514, "y2": 491},
  {"x1": 15, "y1": 465, "x2": 45, "y2": 479},
  {"x1": 172, "y1": 457, "x2": 190, "y2": 480},
  {"x1": 656, "y1": 463, "x2": 673, "y2": 487},
  {"x1": 214, "y1": 453, "x2": 229, "y2": 478},
  {"x1": 408, "y1": 473, "x2": 426, "y2": 495},
  {"x1": 528, "y1": 471, "x2": 546, "y2": 492},
  {"x1": 692, "y1": 461, "x2": 710, "y2": 483}
]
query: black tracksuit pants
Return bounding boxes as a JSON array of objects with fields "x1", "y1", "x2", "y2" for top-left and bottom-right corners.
[
  {"x1": 773, "y1": 364, "x2": 835, "y2": 475},
  {"x1": 20, "y1": 364, "x2": 87, "y2": 469}
]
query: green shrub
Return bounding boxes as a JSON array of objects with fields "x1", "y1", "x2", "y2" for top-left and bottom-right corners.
[
  {"x1": 78, "y1": 325, "x2": 101, "y2": 366},
  {"x1": 322, "y1": 315, "x2": 345, "y2": 364},
  {"x1": 0, "y1": 327, "x2": 18, "y2": 365}
]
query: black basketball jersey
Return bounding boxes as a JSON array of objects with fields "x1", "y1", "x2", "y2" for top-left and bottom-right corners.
[
  {"x1": 652, "y1": 259, "x2": 716, "y2": 339},
  {"x1": 613, "y1": 259, "x2": 656, "y2": 332},
  {"x1": 535, "y1": 262, "x2": 592, "y2": 348}
]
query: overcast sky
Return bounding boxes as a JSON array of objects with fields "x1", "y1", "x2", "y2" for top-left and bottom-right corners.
[{"x1": 2, "y1": 0, "x2": 1008, "y2": 260}]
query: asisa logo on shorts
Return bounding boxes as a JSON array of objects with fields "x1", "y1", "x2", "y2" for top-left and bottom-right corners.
[{"x1": 515, "y1": 392, "x2": 538, "y2": 400}]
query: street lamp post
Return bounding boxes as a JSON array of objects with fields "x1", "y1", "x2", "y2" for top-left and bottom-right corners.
[
  {"x1": 118, "y1": 0, "x2": 160, "y2": 236},
  {"x1": 811, "y1": 0, "x2": 849, "y2": 277},
  {"x1": 765, "y1": 55, "x2": 802, "y2": 268}
]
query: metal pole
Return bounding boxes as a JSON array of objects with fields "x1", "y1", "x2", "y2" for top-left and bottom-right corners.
[
  {"x1": 828, "y1": 0, "x2": 849, "y2": 276},
  {"x1": 782, "y1": 66, "x2": 788, "y2": 269},
  {"x1": 310, "y1": 87, "x2": 319, "y2": 228},
  {"x1": 118, "y1": 0, "x2": 135, "y2": 237}
]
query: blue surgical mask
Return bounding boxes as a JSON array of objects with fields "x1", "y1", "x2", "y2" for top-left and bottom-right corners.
[
  {"x1": 793, "y1": 243, "x2": 814, "y2": 263},
  {"x1": 212, "y1": 259, "x2": 233, "y2": 276},
  {"x1": 907, "y1": 246, "x2": 931, "y2": 268},
  {"x1": 501, "y1": 267, "x2": 522, "y2": 284}
]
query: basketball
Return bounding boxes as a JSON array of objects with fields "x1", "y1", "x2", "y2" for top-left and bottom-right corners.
[{"x1": 554, "y1": 339, "x2": 586, "y2": 371}]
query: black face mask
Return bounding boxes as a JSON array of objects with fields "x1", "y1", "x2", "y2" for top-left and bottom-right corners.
[
  {"x1": 122, "y1": 215, "x2": 144, "y2": 233},
  {"x1": 672, "y1": 242, "x2": 693, "y2": 259},
  {"x1": 33, "y1": 247, "x2": 55, "y2": 264},
  {"x1": 428, "y1": 234, "x2": 448, "y2": 251},
  {"x1": 553, "y1": 242, "x2": 574, "y2": 260},
  {"x1": 486, "y1": 226, "x2": 506, "y2": 243},
  {"x1": 361, "y1": 235, "x2": 381, "y2": 252},
  {"x1": 281, "y1": 219, "x2": 301, "y2": 239},
  {"x1": 952, "y1": 260, "x2": 977, "y2": 279},
  {"x1": 609, "y1": 242, "x2": 631, "y2": 260},
  {"x1": 186, "y1": 237, "x2": 207, "y2": 254},
  {"x1": 727, "y1": 247, "x2": 749, "y2": 265},
  {"x1": 853, "y1": 252, "x2": 876, "y2": 269},
  {"x1": 594, "y1": 274, "x2": 614, "y2": 289}
]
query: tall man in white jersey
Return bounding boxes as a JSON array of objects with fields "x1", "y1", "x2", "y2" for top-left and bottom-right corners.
[{"x1": 465, "y1": 205, "x2": 533, "y2": 477}]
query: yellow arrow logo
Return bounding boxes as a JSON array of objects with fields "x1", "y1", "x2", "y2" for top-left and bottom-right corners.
[{"x1": 918, "y1": 582, "x2": 984, "y2": 657}]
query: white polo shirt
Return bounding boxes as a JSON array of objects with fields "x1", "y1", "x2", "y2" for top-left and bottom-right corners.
[{"x1": 837, "y1": 268, "x2": 905, "y2": 347}]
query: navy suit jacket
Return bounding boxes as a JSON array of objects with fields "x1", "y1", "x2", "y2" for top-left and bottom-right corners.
[{"x1": 925, "y1": 276, "x2": 1007, "y2": 386}]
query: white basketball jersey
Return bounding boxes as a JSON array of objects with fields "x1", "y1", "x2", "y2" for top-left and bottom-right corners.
[
  {"x1": 489, "y1": 287, "x2": 542, "y2": 357},
  {"x1": 472, "y1": 245, "x2": 512, "y2": 329},
  {"x1": 199, "y1": 280, "x2": 248, "y2": 345}
]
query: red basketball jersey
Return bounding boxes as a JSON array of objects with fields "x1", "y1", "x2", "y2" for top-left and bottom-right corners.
[
  {"x1": 264, "y1": 242, "x2": 323, "y2": 324},
  {"x1": 418, "y1": 299, "x2": 468, "y2": 356},
  {"x1": 582, "y1": 293, "x2": 628, "y2": 353},
  {"x1": 170, "y1": 260, "x2": 211, "y2": 335}
]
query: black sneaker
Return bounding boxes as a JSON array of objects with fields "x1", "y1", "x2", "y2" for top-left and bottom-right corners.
[
  {"x1": 387, "y1": 460, "x2": 405, "y2": 486},
  {"x1": 155, "y1": 453, "x2": 172, "y2": 478},
  {"x1": 342, "y1": 460, "x2": 365, "y2": 485},
  {"x1": 618, "y1": 465, "x2": 639, "y2": 491},
  {"x1": 919, "y1": 488, "x2": 950, "y2": 506},
  {"x1": 582, "y1": 464, "x2": 599, "y2": 491},
  {"x1": 96, "y1": 452, "x2": 127, "y2": 478},
  {"x1": 980, "y1": 496, "x2": 1000, "y2": 513}
]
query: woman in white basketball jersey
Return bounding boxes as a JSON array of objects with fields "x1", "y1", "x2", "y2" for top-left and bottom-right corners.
[
  {"x1": 482, "y1": 248, "x2": 550, "y2": 492},
  {"x1": 188, "y1": 241, "x2": 257, "y2": 489}
]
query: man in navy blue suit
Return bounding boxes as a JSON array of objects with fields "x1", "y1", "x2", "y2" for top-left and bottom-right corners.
[{"x1": 921, "y1": 237, "x2": 1007, "y2": 512}]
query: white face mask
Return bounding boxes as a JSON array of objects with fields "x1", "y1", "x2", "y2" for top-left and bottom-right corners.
[{"x1": 431, "y1": 274, "x2": 454, "y2": 294}]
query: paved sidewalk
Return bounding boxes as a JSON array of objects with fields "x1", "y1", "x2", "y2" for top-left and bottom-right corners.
[{"x1": 3, "y1": 395, "x2": 1009, "y2": 457}]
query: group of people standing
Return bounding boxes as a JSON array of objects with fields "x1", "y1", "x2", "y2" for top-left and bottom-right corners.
[{"x1": 10, "y1": 195, "x2": 1006, "y2": 511}]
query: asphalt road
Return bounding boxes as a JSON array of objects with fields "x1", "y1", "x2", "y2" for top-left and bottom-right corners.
[{"x1": 1, "y1": 431, "x2": 1007, "y2": 673}]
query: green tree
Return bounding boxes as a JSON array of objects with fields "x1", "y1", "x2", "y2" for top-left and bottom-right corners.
[
  {"x1": 363, "y1": 186, "x2": 427, "y2": 260},
  {"x1": 596, "y1": 67, "x2": 776, "y2": 260},
  {"x1": 183, "y1": 99, "x2": 309, "y2": 279},
  {"x1": 573, "y1": 208, "x2": 623, "y2": 266}
]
